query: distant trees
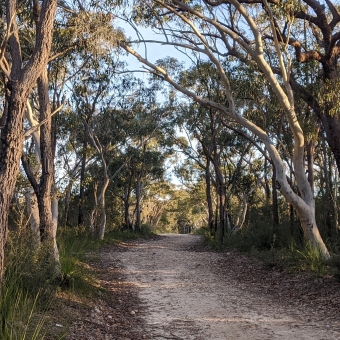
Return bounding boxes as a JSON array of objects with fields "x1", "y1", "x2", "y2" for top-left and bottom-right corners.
[
  {"x1": 2, "y1": 0, "x2": 340, "y2": 292},
  {"x1": 119, "y1": 0, "x2": 340, "y2": 258}
]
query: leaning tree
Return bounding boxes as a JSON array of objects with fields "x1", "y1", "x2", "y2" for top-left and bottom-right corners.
[{"x1": 119, "y1": 0, "x2": 331, "y2": 258}]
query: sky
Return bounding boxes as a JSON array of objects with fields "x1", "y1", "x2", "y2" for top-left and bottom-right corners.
[{"x1": 115, "y1": 19, "x2": 191, "y2": 186}]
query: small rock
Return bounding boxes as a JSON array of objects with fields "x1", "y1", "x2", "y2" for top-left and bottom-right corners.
[
  {"x1": 108, "y1": 315, "x2": 113, "y2": 319},
  {"x1": 130, "y1": 310, "x2": 136, "y2": 315}
]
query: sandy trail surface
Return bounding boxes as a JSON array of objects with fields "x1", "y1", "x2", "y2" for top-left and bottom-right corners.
[{"x1": 116, "y1": 234, "x2": 340, "y2": 340}]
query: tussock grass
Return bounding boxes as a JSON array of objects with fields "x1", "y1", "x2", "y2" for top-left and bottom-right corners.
[
  {"x1": 290, "y1": 241, "x2": 326, "y2": 277},
  {"x1": 1, "y1": 225, "x2": 155, "y2": 339},
  {"x1": 1, "y1": 230, "x2": 55, "y2": 340},
  {"x1": 198, "y1": 223, "x2": 332, "y2": 277}
]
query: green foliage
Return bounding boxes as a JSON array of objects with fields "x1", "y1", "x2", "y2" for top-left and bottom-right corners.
[
  {"x1": 1, "y1": 231, "x2": 56, "y2": 340},
  {"x1": 104, "y1": 226, "x2": 155, "y2": 241},
  {"x1": 0, "y1": 284, "x2": 47, "y2": 340},
  {"x1": 58, "y1": 227, "x2": 102, "y2": 294},
  {"x1": 291, "y1": 241, "x2": 326, "y2": 277},
  {"x1": 318, "y1": 79, "x2": 340, "y2": 118},
  {"x1": 0, "y1": 224, "x2": 156, "y2": 340}
]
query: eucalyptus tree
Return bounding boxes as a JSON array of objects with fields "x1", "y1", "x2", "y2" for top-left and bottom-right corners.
[
  {"x1": 256, "y1": 0, "x2": 340, "y2": 175},
  {"x1": 21, "y1": 68, "x2": 64, "y2": 268},
  {"x1": 70, "y1": 57, "x2": 116, "y2": 226},
  {"x1": 171, "y1": 61, "x2": 266, "y2": 241},
  {"x1": 120, "y1": 0, "x2": 331, "y2": 258},
  {"x1": 0, "y1": 0, "x2": 58, "y2": 285},
  {"x1": 110, "y1": 100, "x2": 169, "y2": 231},
  {"x1": 142, "y1": 180, "x2": 174, "y2": 230},
  {"x1": 18, "y1": 0, "x2": 117, "y2": 266}
]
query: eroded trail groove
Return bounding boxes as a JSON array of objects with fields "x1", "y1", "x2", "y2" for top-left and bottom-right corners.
[{"x1": 116, "y1": 234, "x2": 340, "y2": 340}]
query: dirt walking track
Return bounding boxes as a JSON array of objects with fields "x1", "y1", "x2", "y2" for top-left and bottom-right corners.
[{"x1": 68, "y1": 234, "x2": 340, "y2": 339}]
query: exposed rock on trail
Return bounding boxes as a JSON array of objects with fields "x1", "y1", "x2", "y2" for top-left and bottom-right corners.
[{"x1": 68, "y1": 234, "x2": 340, "y2": 339}]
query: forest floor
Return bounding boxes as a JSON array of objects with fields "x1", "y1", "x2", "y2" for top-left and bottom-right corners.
[{"x1": 64, "y1": 234, "x2": 340, "y2": 340}]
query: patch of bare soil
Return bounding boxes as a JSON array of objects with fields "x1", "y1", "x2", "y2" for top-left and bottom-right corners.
[
  {"x1": 64, "y1": 243, "x2": 147, "y2": 340},
  {"x1": 66, "y1": 234, "x2": 340, "y2": 339}
]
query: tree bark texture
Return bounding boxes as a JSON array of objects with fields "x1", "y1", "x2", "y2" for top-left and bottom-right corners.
[
  {"x1": 78, "y1": 123, "x2": 88, "y2": 225},
  {"x1": 98, "y1": 173, "x2": 110, "y2": 240},
  {"x1": 123, "y1": 0, "x2": 331, "y2": 258},
  {"x1": 204, "y1": 158, "x2": 215, "y2": 235},
  {"x1": 25, "y1": 189, "x2": 41, "y2": 247},
  {"x1": 37, "y1": 69, "x2": 54, "y2": 242},
  {"x1": 135, "y1": 175, "x2": 142, "y2": 233},
  {"x1": 0, "y1": 0, "x2": 58, "y2": 286},
  {"x1": 272, "y1": 164, "x2": 279, "y2": 228}
]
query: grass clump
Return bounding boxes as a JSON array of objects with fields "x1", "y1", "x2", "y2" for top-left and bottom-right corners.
[
  {"x1": 199, "y1": 221, "x2": 330, "y2": 277},
  {"x1": 1, "y1": 225, "x2": 156, "y2": 340},
  {"x1": 58, "y1": 227, "x2": 101, "y2": 294},
  {"x1": 1, "y1": 231, "x2": 56, "y2": 340},
  {"x1": 290, "y1": 241, "x2": 326, "y2": 277}
]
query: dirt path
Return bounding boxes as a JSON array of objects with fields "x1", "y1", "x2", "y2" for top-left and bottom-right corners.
[
  {"x1": 66, "y1": 234, "x2": 340, "y2": 339},
  {"x1": 115, "y1": 234, "x2": 340, "y2": 340}
]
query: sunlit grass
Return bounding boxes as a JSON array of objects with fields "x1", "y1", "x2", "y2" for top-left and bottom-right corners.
[{"x1": 1, "y1": 225, "x2": 156, "y2": 339}]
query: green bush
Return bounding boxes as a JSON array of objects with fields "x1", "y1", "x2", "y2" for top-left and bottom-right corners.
[
  {"x1": 291, "y1": 241, "x2": 326, "y2": 277},
  {"x1": 1, "y1": 224, "x2": 156, "y2": 339},
  {"x1": 1, "y1": 231, "x2": 55, "y2": 340}
]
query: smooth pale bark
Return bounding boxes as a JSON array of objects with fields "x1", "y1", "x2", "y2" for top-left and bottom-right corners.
[
  {"x1": 233, "y1": 181, "x2": 261, "y2": 233},
  {"x1": 122, "y1": 0, "x2": 331, "y2": 259},
  {"x1": 135, "y1": 175, "x2": 143, "y2": 232},
  {"x1": 24, "y1": 101, "x2": 41, "y2": 245},
  {"x1": 88, "y1": 130, "x2": 110, "y2": 240},
  {"x1": 25, "y1": 189, "x2": 40, "y2": 246},
  {"x1": 78, "y1": 122, "x2": 88, "y2": 226},
  {"x1": 0, "y1": 0, "x2": 58, "y2": 286},
  {"x1": 98, "y1": 174, "x2": 110, "y2": 240},
  {"x1": 51, "y1": 193, "x2": 60, "y2": 272},
  {"x1": 23, "y1": 95, "x2": 61, "y2": 261},
  {"x1": 232, "y1": 195, "x2": 248, "y2": 234},
  {"x1": 148, "y1": 200, "x2": 167, "y2": 228},
  {"x1": 90, "y1": 181, "x2": 98, "y2": 235}
]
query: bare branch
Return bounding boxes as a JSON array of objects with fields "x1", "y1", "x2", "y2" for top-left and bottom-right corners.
[{"x1": 24, "y1": 102, "x2": 64, "y2": 139}]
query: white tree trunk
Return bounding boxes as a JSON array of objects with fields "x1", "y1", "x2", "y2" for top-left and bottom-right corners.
[
  {"x1": 232, "y1": 195, "x2": 248, "y2": 234},
  {"x1": 98, "y1": 176, "x2": 110, "y2": 240},
  {"x1": 51, "y1": 194, "x2": 60, "y2": 273},
  {"x1": 25, "y1": 100, "x2": 41, "y2": 243},
  {"x1": 25, "y1": 189, "x2": 40, "y2": 246},
  {"x1": 88, "y1": 130, "x2": 110, "y2": 240},
  {"x1": 121, "y1": 1, "x2": 331, "y2": 259}
]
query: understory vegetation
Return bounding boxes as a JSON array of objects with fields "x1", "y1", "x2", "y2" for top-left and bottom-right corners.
[
  {"x1": 201, "y1": 216, "x2": 340, "y2": 279},
  {"x1": 2, "y1": 0, "x2": 340, "y2": 338},
  {"x1": 0, "y1": 226, "x2": 152, "y2": 340}
]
